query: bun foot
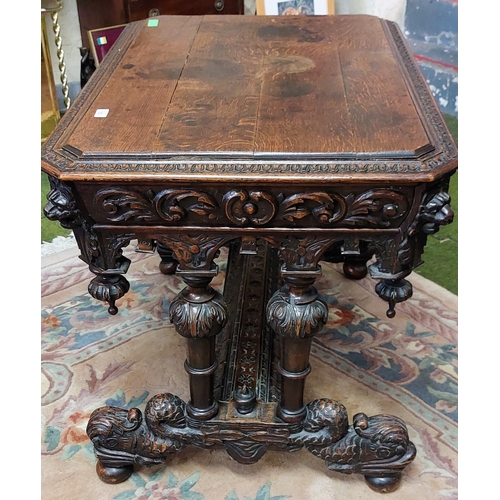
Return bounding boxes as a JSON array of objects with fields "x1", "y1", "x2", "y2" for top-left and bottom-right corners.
[
  {"x1": 96, "y1": 461, "x2": 134, "y2": 484},
  {"x1": 343, "y1": 261, "x2": 368, "y2": 280},
  {"x1": 159, "y1": 260, "x2": 178, "y2": 275},
  {"x1": 157, "y1": 242, "x2": 179, "y2": 275},
  {"x1": 364, "y1": 474, "x2": 401, "y2": 493}
]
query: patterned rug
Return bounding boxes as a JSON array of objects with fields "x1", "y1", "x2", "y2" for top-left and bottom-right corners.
[{"x1": 41, "y1": 244, "x2": 458, "y2": 500}]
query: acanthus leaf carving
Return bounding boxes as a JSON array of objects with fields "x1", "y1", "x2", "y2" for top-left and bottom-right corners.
[
  {"x1": 95, "y1": 187, "x2": 221, "y2": 224},
  {"x1": 95, "y1": 188, "x2": 156, "y2": 222},
  {"x1": 169, "y1": 288, "x2": 228, "y2": 339},
  {"x1": 267, "y1": 289, "x2": 328, "y2": 339},
  {"x1": 343, "y1": 190, "x2": 408, "y2": 227},
  {"x1": 280, "y1": 192, "x2": 346, "y2": 224},
  {"x1": 156, "y1": 234, "x2": 231, "y2": 270},
  {"x1": 153, "y1": 189, "x2": 219, "y2": 222},
  {"x1": 265, "y1": 234, "x2": 338, "y2": 271}
]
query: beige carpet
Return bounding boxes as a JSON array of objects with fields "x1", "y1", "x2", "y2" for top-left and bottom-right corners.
[{"x1": 41, "y1": 244, "x2": 458, "y2": 499}]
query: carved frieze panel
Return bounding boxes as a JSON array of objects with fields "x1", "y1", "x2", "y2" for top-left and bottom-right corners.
[{"x1": 81, "y1": 184, "x2": 412, "y2": 229}]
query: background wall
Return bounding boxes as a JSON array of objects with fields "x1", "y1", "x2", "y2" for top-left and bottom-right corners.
[
  {"x1": 335, "y1": 0, "x2": 406, "y2": 26},
  {"x1": 403, "y1": 0, "x2": 458, "y2": 116},
  {"x1": 43, "y1": 0, "x2": 457, "y2": 116}
]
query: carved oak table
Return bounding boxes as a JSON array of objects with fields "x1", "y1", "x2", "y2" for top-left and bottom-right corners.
[{"x1": 42, "y1": 14, "x2": 457, "y2": 493}]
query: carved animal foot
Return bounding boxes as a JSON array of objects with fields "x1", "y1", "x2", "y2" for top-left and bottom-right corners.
[
  {"x1": 299, "y1": 405, "x2": 416, "y2": 493},
  {"x1": 87, "y1": 394, "x2": 415, "y2": 491},
  {"x1": 86, "y1": 394, "x2": 191, "y2": 483}
]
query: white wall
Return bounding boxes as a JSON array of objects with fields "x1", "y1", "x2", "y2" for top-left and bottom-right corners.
[{"x1": 335, "y1": 0, "x2": 406, "y2": 28}]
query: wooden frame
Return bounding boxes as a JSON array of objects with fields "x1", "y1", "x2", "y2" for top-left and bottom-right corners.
[
  {"x1": 88, "y1": 24, "x2": 127, "y2": 66},
  {"x1": 256, "y1": 0, "x2": 335, "y2": 15}
]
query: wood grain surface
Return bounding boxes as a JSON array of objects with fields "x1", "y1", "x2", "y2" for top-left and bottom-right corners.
[{"x1": 63, "y1": 15, "x2": 431, "y2": 157}]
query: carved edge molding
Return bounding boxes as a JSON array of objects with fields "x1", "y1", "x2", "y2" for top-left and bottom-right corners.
[
  {"x1": 384, "y1": 20, "x2": 457, "y2": 169},
  {"x1": 44, "y1": 156, "x2": 429, "y2": 175}
]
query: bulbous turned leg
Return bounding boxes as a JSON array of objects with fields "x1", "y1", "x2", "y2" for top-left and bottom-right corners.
[
  {"x1": 169, "y1": 271, "x2": 227, "y2": 420},
  {"x1": 267, "y1": 271, "x2": 328, "y2": 423},
  {"x1": 157, "y1": 242, "x2": 178, "y2": 275}
]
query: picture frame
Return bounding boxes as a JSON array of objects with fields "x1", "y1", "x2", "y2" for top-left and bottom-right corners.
[
  {"x1": 256, "y1": 0, "x2": 335, "y2": 15},
  {"x1": 88, "y1": 24, "x2": 127, "y2": 66}
]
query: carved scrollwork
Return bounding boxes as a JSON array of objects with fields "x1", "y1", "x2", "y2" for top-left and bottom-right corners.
[
  {"x1": 95, "y1": 188, "x2": 156, "y2": 222},
  {"x1": 152, "y1": 189, "x2": 219, "y2": 222},
  {"x1": 158, "y1": 234, "x2": 231, "y2": 270},
  {"x1": 280, "y1": 192, "x2": 346, "y2": 224},
  {"x1": 223, "y1": 189, "x2": 277, "y2": 226},
  {"x1": 92, "y1": 186, "x2": 411, "y2": 228},
  {"x1": 94, "y1": 187, "x2": 220, "y2": 223},
  {"x1": 343, "y1": 190, "x2": 408, "y2": 227}
]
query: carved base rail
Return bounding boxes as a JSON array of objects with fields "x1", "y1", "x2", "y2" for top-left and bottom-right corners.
[{"x1": 86, "y1": 241, "x2": 416, "y2": 493}]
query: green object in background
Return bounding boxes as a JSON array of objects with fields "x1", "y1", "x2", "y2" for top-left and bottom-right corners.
[
  {"x1": 40, "y1": 115, "x2": 459, "y2": 295},
  {"x1": 413, "y1": 114, "x2": 458, "y2": 295},
  {"x1": 41, "y1": 172, "x2": 71, "y2": 243}
]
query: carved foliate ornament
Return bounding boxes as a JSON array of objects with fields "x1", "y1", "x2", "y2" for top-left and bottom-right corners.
[{"x1": 169, "y1": 287, "x2": 228, "y2": 338}]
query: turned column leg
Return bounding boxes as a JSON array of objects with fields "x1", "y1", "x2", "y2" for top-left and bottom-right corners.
[
  {"x1": 267, "y1": 272, "x2": 328, "y2": 423},
  {"x1": 169, "y1": 271, "x2": 227, "y2": 420},
  {"x1": 277, "y1": 336, "x2": 312, "y2": 421}
]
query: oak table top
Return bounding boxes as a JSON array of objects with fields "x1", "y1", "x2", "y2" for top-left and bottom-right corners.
[{"x1": 42, "y1": 14, "x2": 457, "y2": 184}]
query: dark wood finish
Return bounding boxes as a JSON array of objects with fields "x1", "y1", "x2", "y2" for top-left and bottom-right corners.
[
  {"x1": 42, "y1": 15, "x2": 457, "y2": 493},
  {"x1": 126, "y1": 0, "x2": 243, "y2": 22},
  {"x1": 76, "y1": 0, "x2": 243, "y2": 50}
]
